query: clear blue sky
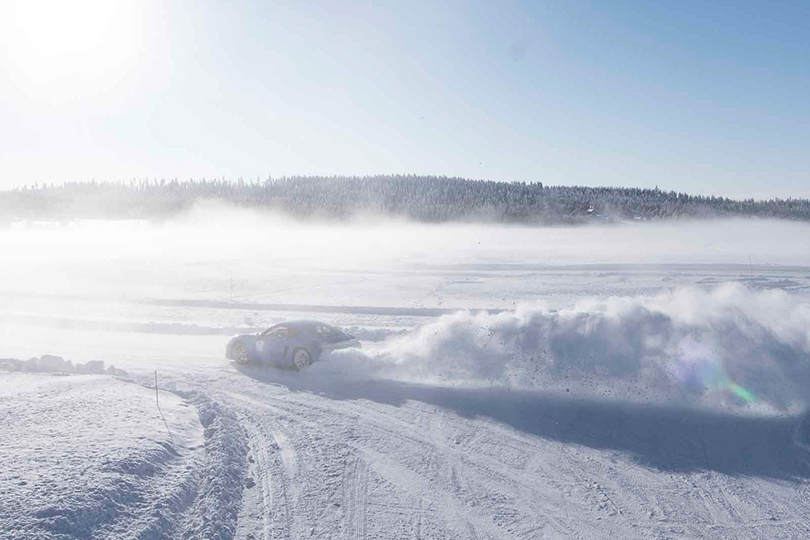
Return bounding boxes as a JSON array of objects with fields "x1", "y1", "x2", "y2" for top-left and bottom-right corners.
[{"x1": 0, "y1": 0, "x2": 808, "y2": 198}]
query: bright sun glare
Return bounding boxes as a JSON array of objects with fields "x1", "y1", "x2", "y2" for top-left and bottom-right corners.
[{"x1": 0, "y1": 0, "x2": 151, "y2": 101}]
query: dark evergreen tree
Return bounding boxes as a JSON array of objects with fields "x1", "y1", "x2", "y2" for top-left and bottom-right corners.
[{"x1": 1, "y1": 176, "x2": 808, "y2": 224}]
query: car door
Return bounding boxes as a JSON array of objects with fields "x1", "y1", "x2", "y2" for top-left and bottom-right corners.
[{"x1": 256, "y1": 326, "x2": 292, "y2": 365}]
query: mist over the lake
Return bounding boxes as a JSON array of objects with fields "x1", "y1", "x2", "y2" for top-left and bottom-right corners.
[{"x1": 4, "y1": 204, "x2": 810, "y2": 301}]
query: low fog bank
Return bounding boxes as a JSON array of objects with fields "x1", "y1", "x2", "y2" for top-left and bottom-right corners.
[
  {"x1": 320, "y1": 284, "x2": 810, "y2": 414},
  {"x1": 2, "y1": 204, "x2": 810, "y2": 281},
  {"x1": 2, "y1": 207, "x2": 810, "y2": 319}
]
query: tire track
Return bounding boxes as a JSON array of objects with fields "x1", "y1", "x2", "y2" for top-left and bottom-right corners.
[
  {"x1": 241, "y1": 417, "x2": 292, "y2": 540},
  {"x1": 342, "y1": 456, "x2": 368, "y2": 540},
  {"x1": 219, "y1": 377, "x2": 810, "y2": 539}
]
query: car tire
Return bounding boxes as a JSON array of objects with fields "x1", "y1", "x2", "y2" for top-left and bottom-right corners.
[
  {"x1": 232, "y1": 341, "x2": 250, "y2": 365},
  {"x1": 292, "y1": 348, "x2": 312, "y2": 371}
]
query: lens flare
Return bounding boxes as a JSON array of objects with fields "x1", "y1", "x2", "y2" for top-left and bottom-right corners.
[
  {"x1": 727, "y1": 382, "x2": 759, "y2": 405},
  {"x1": 673, "y1": 339, "x2": 760, "y2": 405}
]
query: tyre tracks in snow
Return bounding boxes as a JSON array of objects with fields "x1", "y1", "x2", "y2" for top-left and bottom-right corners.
[
  {"x1": 238, "y1": 414, "x2": 293, "y2": 540},
  {"x1": 218, "y1": 383, "x2": 578, "y2": 539},
  {"x1": 341, "y1": 455, "x2": 368, "y2": 540},
  {"x1": 227, "y1": 390, "x2": 367, "y2": 539},
  {"x1": 212, "y1": 376, "x2": 810, "y2": 540}
]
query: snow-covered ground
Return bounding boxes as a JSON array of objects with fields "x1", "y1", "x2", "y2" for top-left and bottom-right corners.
[
  {"x1": 2, "y1": 215, "x2": 810, "y2": 539},
  {"x1": 0, "y1": 368, "x2": 203, "y2": 539}
]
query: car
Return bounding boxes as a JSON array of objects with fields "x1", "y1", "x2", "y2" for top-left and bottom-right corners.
[{"x1": 225, "y1": 320, "x2": 360, "y2": 370}]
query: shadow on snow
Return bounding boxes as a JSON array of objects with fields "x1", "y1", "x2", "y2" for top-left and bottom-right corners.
[{"x1": 234, "y1": 364, "x2": 810, "y2": 481}]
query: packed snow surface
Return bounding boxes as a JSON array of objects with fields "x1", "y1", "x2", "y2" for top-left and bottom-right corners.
[{"x1": 2, "y1": 215, "x2": 810, "y2": 538}]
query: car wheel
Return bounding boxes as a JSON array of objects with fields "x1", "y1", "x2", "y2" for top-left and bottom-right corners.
[
  {"x1": 292, "y1": 348, "x2": 312, "y2": 370},
  {"x1": 232, "y1": 342, "x2": 250, "y2": 365}
]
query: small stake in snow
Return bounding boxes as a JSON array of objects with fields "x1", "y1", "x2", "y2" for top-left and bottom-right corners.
[{"x1": 155, "y1": 371, "x2": 175, "y2": 445}]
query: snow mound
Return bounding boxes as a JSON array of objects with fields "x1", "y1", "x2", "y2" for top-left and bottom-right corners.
[
  {"x1": 0, "y1": 373, "x2": 249, "y2": 539},
  {"x1": 0, "y1": 374, "x2": 203, "y2": 539},
  {"x1": 0, "y1": 355, "x2": 128, "y2": 377},
  {"x1": 321, "y1": 284, "x2": 810, "y2": 411}
]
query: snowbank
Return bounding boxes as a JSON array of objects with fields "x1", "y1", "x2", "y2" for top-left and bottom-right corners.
[
  {"x1": 0, "y1": 373, "x2": 203, "y2": 539},
  {"x1": 321, "y1": 284, "x2": 810, "y2": 412},
  {"x1": 0, "y1": 355, "x2": 128, "y2": 376},
  {"x1": 0, "y1": 371, "x2": 248, "y2": 539}
]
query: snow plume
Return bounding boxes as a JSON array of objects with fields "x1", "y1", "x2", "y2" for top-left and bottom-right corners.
[{"x1": 323, "y1": 284, "x2": 810, "y2": 411}]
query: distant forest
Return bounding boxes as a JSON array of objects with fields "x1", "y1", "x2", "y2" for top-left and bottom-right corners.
[{"x1": 2, "y1": 176, "x2": 809, "y2": 225}]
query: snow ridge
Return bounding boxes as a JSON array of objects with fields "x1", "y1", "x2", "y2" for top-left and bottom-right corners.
[
  {"x1": 0, "y1": 363, "x2": 250, "y2": 540},
  {"x1": 0, "y1": 372, "x2": 201, "y2": 540},
  {"x1": 172, "y1": 391, "x2": 249, "y2": 540},
  {"x1": 0, "y1": 355, "x2": 128, "y2": 376}
]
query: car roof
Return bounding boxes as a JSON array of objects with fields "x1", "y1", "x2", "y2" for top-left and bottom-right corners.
[{"x1": 270, "y1": 320, "x2": 335, "y2": 330}]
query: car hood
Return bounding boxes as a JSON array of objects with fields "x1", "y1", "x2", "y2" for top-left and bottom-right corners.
[{"x1": 230, "y1": 333, "x2": 258, "y2": 342}]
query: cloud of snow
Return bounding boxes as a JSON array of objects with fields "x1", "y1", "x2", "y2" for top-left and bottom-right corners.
[{"x1": 320, "y1": 284, "x2": 810, "y2": 412}]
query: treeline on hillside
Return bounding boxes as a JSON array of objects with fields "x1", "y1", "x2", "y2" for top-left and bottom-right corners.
[{"x1": 1, "y1": 176, "x2": 809, "y2": 224}]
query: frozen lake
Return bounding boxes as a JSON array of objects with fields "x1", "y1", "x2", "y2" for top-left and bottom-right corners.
[{"x1": 2, "y1": 216, "x2": 810, "y2": 539}]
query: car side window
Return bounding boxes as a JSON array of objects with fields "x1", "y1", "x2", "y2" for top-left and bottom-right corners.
[
  {"x1": 261, "y1": 326, "x2": 299, "y2": 338},
  {"x1": 317, "y1": 325, "x2": 340, "y2": 338},
  {"x1": 261, "y1": 326, "x2": 285, "y2": 338}
]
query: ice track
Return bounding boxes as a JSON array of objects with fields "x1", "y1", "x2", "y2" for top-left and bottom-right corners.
[
  {"x1": 182, "y1": 368, "x2": 810, "y2": 540},
  {"x1": 4, "y1": 348, "x2": 810, "y2": 539}
]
